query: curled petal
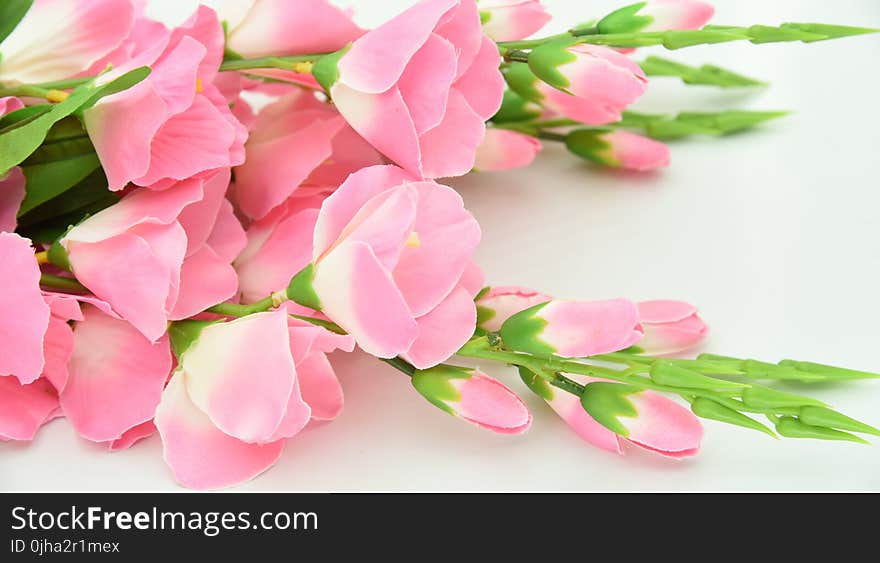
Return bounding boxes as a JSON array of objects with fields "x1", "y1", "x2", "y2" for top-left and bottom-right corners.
[
  {"x1": 0, "y1": 166, "x2": 26, "y2": 232},
  {"x1": 0, "y1": 376, "x2": 59, "y2": 441}
]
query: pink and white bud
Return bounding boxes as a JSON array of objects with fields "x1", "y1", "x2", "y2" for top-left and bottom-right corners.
[
  {"x1": 637, "y1": 300, "x2": 708, "y2": 355},
  {"x1": 481, "y1": 0, "x2": 552, "y2": 42},
  {"x1": 474, "y1": 129, "x2": 543, "y2": 172}
]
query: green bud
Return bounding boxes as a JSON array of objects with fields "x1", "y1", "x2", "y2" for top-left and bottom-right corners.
[
  {"x1": 798, "y1": 406, "x2": 880, "y2": 437},
  {"x1": 690, "y1": 398, "x2": 777, "y2": 438},
  {"x1": 596, "y1": 2, "x2": 652, "y2": 35},
  {"x1": 564, "y1": 129, "x2": 615, "y2": 166},
  {"x1": 286, "y1": 263, "x2": 322, "y2": 311},
  {"x1": 492, "y1": 90, "x2": 542, "y2": 123},
  {"x1": 497, "y1": 302, "x2": 554, "y2": 356},
  {"x1": 312, "y1": 45, "x2": 350, "y2": 93},
  {"x1": 777, "y1": 359, "x2": 879, "y2": 381},
  {"x1": 527, "y1": 37, "x2": 579, "y2": 93},
  {"x1": 775, "y1": 416, "x2": 868, "y2": 444},
  {"x1": 47, "y1": 238, "x2": 71, "y2": 271},
  {"x1": 168, "y1": 319, "x2": 217, "y2": 360},
  {"x1": 580, "y1": 382, "x2": 640, "y2": 437},
  {"x1": 741, "y1": 385, "x2": 827, "y2": 409},
  {"x1": 503, "y1": 63, "x2": 544, "y2": 103},
  {"x1": 741, "y1": 359, "x2": 822, "y2": 381},
  {"x1": 650, "y1": 361, "x2": 745, "y2": 390}
]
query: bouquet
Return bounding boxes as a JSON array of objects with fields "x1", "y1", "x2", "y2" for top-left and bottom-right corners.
[{"x1": 1, "y1": 0, "x2": 878, "y2": 490}]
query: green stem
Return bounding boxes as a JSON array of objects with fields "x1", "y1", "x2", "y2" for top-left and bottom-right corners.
[
  {"x1": 30, "y1": 77, "x2": 93, "y2": 90},
  {"x1": 39, "y1": 274, "x2": 87, "y2": 292},
  {"x1": 206, "y1": 296, "x2": 276, "y2": 317},
  {"x1": 381, "y1": 357, "x2": 417, "y2": 377},
  {"x1": 218, "y1": 54, "x2": 326, "y2": 72},
  {"x1": 0, "y1": 84, "x2": 54, "y2": 99}
]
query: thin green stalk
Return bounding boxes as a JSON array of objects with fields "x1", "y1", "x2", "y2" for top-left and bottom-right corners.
[
  {"x1": 39, "y1": 273, "x2": 87, "y2": 292},
  {"x1": 381, "y1": 357, "x2": 417, "y2": 377},
  {"x1": 218, "y1": 54, "x2": 326, "y2": 72},
  {"x1": 206, "y1": 296, "x2": 276, "y2": 317},
  {"x1": 0, "y1": 84, "x2": 54, "y2": 99}
]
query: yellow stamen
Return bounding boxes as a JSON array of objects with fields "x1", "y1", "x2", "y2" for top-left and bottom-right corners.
[
  {"x1": 46, "y1": 89, "x2": 69, "y2": 103},
  {"x1": 195, "y1": 77, "x2": 204, "y2": 93},
  {"x1": 293, "y1": 61, "x2": 314, "y2": 74},
  {"x1": 35, "y1": 251, "x2": 49, "y2": 265},
  {"x1": 406, "y1": 231, "x2": 421, "y2": 249},
  {"x1": 271, "y1": 290, "x2": 287, "y2": 308}
]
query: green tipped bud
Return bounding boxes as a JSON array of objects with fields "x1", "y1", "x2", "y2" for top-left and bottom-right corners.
[
  {"x1": 775, "y1": 416, "x2": 869, "y2": 444},
  {"x1": 596, "y1": 2, "x2": 652, "y2": 35},
  {"x1": 690, "y1": 398, "x2": 777, "y2": 438},
  {"x1": 580, "y1": 382, "x2": 640, "y2": 437},
  {"x1": 798, "y1": 406, "x2": 880, "y2": 437},
  {"x1": 492, "y1": 90, "x2": 543, "y2": 124},
  {"x1": 503, "y1": 63, "x2": 544, "y2": 103},
  {"x1": 741, "y1": 385, "x2": 827, "y2": 409},
  {"x1": 650, "y1": 361, "x2": 745, "y2": 390},
  {"x1": 564, "y1": 129, "x2": 616, "y2": 167},
  {"x1": 517, "y1": 366, "x2": 554, "y2": 401},
  {"x1": 286, "y1": 263, "x2": 322, "y2": 311},
  {"x1": 777, "y1": 359, "x2": 880, "y2": 381},
  {"x1": 527, "y1": 37, "x2": 579, "y2": 93}
]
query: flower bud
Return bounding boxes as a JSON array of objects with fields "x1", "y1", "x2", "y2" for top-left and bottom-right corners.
[{"x1": 566, "y1": 129, "x2": 670, "y2": 171}]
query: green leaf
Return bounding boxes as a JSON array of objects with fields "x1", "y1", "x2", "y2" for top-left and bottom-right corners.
[
  {"x1": 775, "y1": 416, "x2": 868, "y2": 444},
  {"x1": 741, "y1": 385, "x2": 827, "y2": 409},
  {"x1": 527, "y1": 38, "x2": 579, "y2": 92},
  {"x1": 0, "y1": 67, "x2": 149, "y2": 174},
  {"x1": 312, "y1": 45, "x2": 350, "y2": 92},
  {"x1": 16, "y1": 167, "x2": 113, "y2": 229},
  {"x1": 19, "y1": 152, "x2": 100, "y2": 215},
  {"x1": 596, "y1": 2, "x2": 651, "y2": 35},
  {"x1": 777, "y1": 359, "x2": 880, "y2": 381},
  {"x1": 798, "y1": 406, "x2": 880, "y2": 437},
  {"x1": 579, "y1": 382, "x2": 640, "y2": 437},
  {"x1": 0, "y1": 0, "x2": 32, "y2": 44},
  {"x1": 780, "y1": 22, "x2": 880, "y2": 41},
  {"x1": 618, "y1": 109, "x2": 787, "y2": 140},
  {"x1": 691, "y1": 398, "x2": 777, "y2": 438},
  {"x1": 650, "y1": 361, "x2": 745, "y2": 390},
  {"x1": 286, "y1": 263, "x2": 322, "y2": 311},
  {"x1": 498, "y1": 301, "x2": 555, "y2": 356},
  {"x1": 639, "y1": 56, "x2": 766, "y2": 88},
  {"x1": 0, "y1": 105, "x2": 50, "y2": 130}
]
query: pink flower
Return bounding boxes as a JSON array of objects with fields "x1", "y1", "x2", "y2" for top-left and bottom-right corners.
[
  {"x1": 154, "y1": 309, "x2": 353, "y2": 489},
  {"x1": 311, "y1": 165, "x2": 481, "y2": 368},
  {"x1": 83, "y1": 6, "x2": 246, "y2": 190},
  {"x1": 61, "y1": 170, "x2": 244, "y2": 342},
  {"x1": 0, "y1": 166, "x2": 26, "y2": 233},
  {"x1": 481, "y1": 0, "x2": 552, "y2": 42},
  {"x1": 412, "y1": 366, "x2": 532, "y2": 434},
  {"x1": 523, "y1": 370, "x2": 702, "y2": 457},
  {"x1": 60, "y1": 305, "x2": 172, "y2": 443},
  {"x1": 232, "y1": 90, "x2": 382, "y2": 221},
  {"x1": 0, "y1": 0, "x2": 136, "y2": 83},
  {"x1": 476, "y1": 286, "x2": 551, "y2": 332},
  {"x1": 517, "y1": 44, "x2": 647, "y2": 125},
  {"x1": 321, "y1": 0, "x2": 504, "y2": 178},
  {"x1": 637, "y1": 300, "x2": 708, "y2": 355},
  {"x1": 567, "y1": 129, "x2": 670, "y2": 171},
  {"x1": 216, "y1": 0, "x2": 364, "y2": 58},
  {"x1": 474, "y1": 129, "x2": 542, "y2": 171},
  {"x1": 499, "y1": 298, "x2": 644, "y2": 357}
]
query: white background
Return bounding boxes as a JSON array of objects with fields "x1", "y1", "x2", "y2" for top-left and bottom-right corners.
[{"x1": 2, "y1": 0, "x2": 879, "y2": 491}]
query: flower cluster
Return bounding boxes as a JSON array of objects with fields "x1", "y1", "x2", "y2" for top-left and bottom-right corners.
[{"x1": 1, "y1": 0, "x2": 878, "y2": 489}]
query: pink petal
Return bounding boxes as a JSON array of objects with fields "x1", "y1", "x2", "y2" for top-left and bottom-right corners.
[
  {"x1": 313, "y1": 240, "x2": 418, "y2": 359},
  {"x1": 604, "y1": 130, "x2": 670, "y2": 171},
  {"x1": 295, "y1": 352, "x2": 343, "y2": 421},
  {"x1": 207, "y1": 199, "x2": 247, "y2": 263},
  {"x1": 642, "y1": 0, "x2": 715, "y2": 32},
  {"x1": 392, "y1": 181, "x2": 481, "y2": 316},
  {"x1": 453, "y1": 36, "x2": 505, "y2": 120},
  {"x1": 108, "y1": 420, "x2": 156, "y2": 451},
  {"x1": 61, "y1": 305, "x2": 172, "y2": 442},
  {"x1": 546, "y1": 388, "x2": 623, "y2": 453},
  {"x1": 168, "y1": 245, "x2": 239, "y2": 320},
  {"x1": 166, "y1": 5, "x2": 224, "y2": 83},
  {"x1": 0, "y1": 233, "x2": 50, "y2": 384},
  {"x1": 0, "y1": 96, "x2": 25, "y2": 116},
  {"x1": 459, "y1": 261, "x2": 485, "y2": 297},
  {"x1": 637, "y1": 300, "x2": 708, "y2": 356},
  {"x1": 329, "y1": 84, "x2": 423, "y2": 178},
  {"x1": 337, "y1": 0, "x2": 458, "y2": 93},
  {"x1": 312, "y1": 165, "x2": 413, "y2": 260},
  {"x1": 155, "y1": 373, "x2": 285, "y2": 490},
  {"x1": 0, "y1": 167, "x2": 26, "y2": 232},
  {"x1": 434, "y1": 0, "x2": 482, "y2": 80},
  {"x1": 304, "y1": 124, "x2": 385, "y2": 188},
  {"x1": 177, "y1": 168, "x2": 231, "y2": 255},
  {"x1": 134, "y1": 95, "x2": 238, "y2": 187},
  {"x1": 474, "y1": 128, "x2": 542, "y2": 172},
  {"x1": 42, "y1": 316, "x2": 74, "y2": 392},
  {"x1": 403, "y1": 285, "x2": 477, "y2": 369},
  {"x1": 236, "y1": 205, "x2": 320, "y2": 302},
  {"x1": 181, "y1": 310, "x2": 307, "y2": 444},
  {"x1": 454, "y1": 371, "x2": 531, "y2": 434},
  {"x1": 226, "y1": 0, "x2": 364, "y2": 58},
  {"x1": 418, "y1": 88, "x2": 487, "y2": 178},
  {"x1": 0, "y1": 376, "x2": 59, "y2": 441},
  {"x1": 397, "y1": 33, "x2": 458, "y2": 134},
  {"x1": 623, "y1": 390, "x2": 703, "y2": 457},
  {"x1": 0, "y1": 0, "x2": 136, "y2": 83}
]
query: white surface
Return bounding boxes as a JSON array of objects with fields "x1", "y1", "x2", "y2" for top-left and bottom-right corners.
[{"x1": 3, "y1": 0, "x2": 880, "y2": 491}]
